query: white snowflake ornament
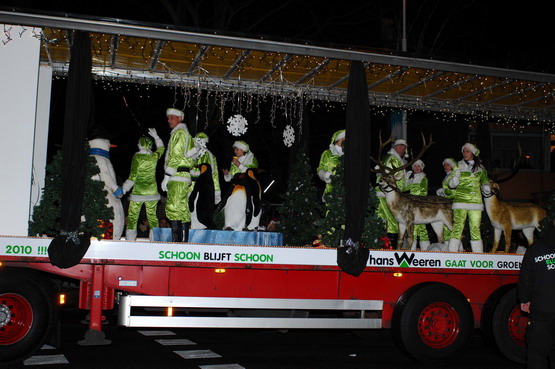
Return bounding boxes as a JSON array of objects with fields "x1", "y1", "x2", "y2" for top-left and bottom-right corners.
[
  {"x1": 283, "y1": 125, "x2": 295, "y2": 147},
  {"x1": 227, "y1": 114, "x2": 248, "y2": 136}
]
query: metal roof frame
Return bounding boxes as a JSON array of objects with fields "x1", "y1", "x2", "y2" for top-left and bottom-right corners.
[{"x1": 1, "y1": 10, "x2": 554, "y2": 123}]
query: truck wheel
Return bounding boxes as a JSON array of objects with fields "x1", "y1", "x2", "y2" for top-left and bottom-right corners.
[
  {"x1": 481, "y1": 287, "x2": 526, "y2": 363},
  {"x1": 0, "y1": 277, "x2": 54, "y2": 365},
  {"x1": 392, "y1": 283, "x2": 473, "y2": 364}
]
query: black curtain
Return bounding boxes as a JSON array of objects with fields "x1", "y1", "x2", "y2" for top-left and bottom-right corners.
[
  {"x1": 337, "y1": 61, "x2": 371, "y2": 277},
  {"x1": 344, "y1": 61, "x2": 371, "y2": 241},
  {"x1": 476, "y1": 121, "x2": 491, "y2": 169},
  {"x1": 48, "y1": 32, "x2": 94, "y2": 269}
]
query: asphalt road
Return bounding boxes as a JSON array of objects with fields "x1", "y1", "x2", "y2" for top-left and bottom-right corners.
[{"x1": 11, "y1": 308, "x2": 526, "y2": 369}]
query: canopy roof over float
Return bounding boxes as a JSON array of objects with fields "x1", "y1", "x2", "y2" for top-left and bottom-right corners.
[{"x1": 1, "y1": 10, "x2": 555, "y2": 123}]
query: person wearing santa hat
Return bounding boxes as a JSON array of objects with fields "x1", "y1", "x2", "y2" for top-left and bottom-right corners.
[
  {"x1": 317, "y1": 129, "x2": 345, "y2": 202},
  {"x1": 376, "y1": 138, "x2": 409, "y2": 245},
  {"x1": 405, "y1": 159, "x2": 430, "y2": 251},
  {"x1": 436, "y1": 157, "x2": 458, "y2": 245},
  {"x1": 447, "y1": 143, "x2": 489, "y2": 253},
  {"x1": 221, "y1": 140, "x2": 260, "y2": 231},
  {"x1": 122, "y1": 128, "x2": 165, "y2": 241},
  {"x1": 222, "y1": 140, "x2": 258, "y2": 181},
  {"x1": 162, "y1": 108, "x2": 198, "y2": 242}
]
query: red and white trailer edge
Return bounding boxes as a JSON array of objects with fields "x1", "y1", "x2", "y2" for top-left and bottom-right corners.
[{"x1": 0, "y1": 235, "x2": 527, "y2": 365}]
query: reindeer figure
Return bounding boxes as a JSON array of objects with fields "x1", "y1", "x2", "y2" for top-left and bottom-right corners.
[
  {"x1": 372, "y1": 134, "x2": 453, "y2": 250},
  {"x1": 482, "y1": 151, "x2": 547, "y2": 252}
]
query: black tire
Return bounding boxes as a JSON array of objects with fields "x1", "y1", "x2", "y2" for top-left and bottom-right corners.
[
  {"x1": 392, "y1": 283, "x2": 474, "y2": 364},
  {"x1": 0, "y1": 276, "x2": 55, "y2": 366},
  {"x1": 480, "y1": 287, "x2": 526, "y2": 363}
]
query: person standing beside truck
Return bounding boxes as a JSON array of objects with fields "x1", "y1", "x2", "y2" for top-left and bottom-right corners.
[{"x1": 518, "y1": 226, "x2": 555, "y2": 369}]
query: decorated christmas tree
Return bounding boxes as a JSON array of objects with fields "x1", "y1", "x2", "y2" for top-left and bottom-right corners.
[
  {"x1": 279, "y1": 150, "x2": 322, "y2": 246},
  {"x1": 29, "y1": 149, "x2": 114, "y2": 239},
  {"x1": 315, "y1": 159, "x2": 385, "y2": 248}
]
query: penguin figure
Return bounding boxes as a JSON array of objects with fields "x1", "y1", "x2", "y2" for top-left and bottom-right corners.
[
  {"x1": 189, "y1": 163, "x2": 216, "y2": 229},
  {"x1": 220, "y1": 169, "x2": 262, "y2": 231}
]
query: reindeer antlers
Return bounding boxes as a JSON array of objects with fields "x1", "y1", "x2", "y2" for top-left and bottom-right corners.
[{"x1": 491, "y1": 143, "x2": 522, "y2": 184}]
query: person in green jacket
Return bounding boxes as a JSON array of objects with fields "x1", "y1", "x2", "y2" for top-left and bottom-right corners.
[
  {"x1": 436, "y1": 157, "x2": 458, "y2": 246},
  {"x1": 221, "y1": 140, "x2": 260, "y2": 231},
  {"x1": 317, "y1": 129, "x2": 345, "y2": 201},
  {"x1": 162, "y1": 108, "x2": 198, "y2": 242},
  {"x1": 376, "y1": 138, "x2": 409, "y2": 243},
  {"x1": 405, "y1": 159, "x2": 430, "y2": 251},
  {"x1": 222, "y1": 140, "x2": 258, "y2": 181},
  {"x1": 122, "y1": 128, "x2": 165, "y2": 241},
  {"x1": 447, "y1": 143, "x2": 489, "y2": 253}
]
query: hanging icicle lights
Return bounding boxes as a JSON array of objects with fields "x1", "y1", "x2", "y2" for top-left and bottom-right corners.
[{"x1": 3, "y1": 24, "x2": 554, "y2": 132}]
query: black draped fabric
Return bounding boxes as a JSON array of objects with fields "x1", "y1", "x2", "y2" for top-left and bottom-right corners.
[
  {"x1": 337, "y1": 61, "x2": 370, "y2": 277},
  {"x1": 476, "y1": 121, "x2": 491, "y2": 169},
  {"x1": 48, "y1": 32, "x2": 93, "y2": 269}
]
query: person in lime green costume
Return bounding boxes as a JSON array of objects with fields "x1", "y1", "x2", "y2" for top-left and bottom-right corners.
[
  {"x1": 191, "y1": 132, "x2": 221, "y2": 204},
  {"x1": 405, "y1": 159, "x2": 430, "y2": 251},
  {"x1": 436, "y1": 157, "x2": 458, "y2": 246},
  {"x1": 376, "y1": 139, "x2": 409, "y2": 239},
  {"x1": 122, "y1": 128, "x2": 165, "y2": 241},
  {"x1": 317, "y1": 129, "x2": 345, "y2": 201},
  {"x1": 222, "y1": 140, "x2": 258, "y2": 181},
  {"x1": 162, "y1": 108, "x2": 198, "y2": 242},
  {"x1": 447, "y1": 143, "x2": 489, "y2": 253}
]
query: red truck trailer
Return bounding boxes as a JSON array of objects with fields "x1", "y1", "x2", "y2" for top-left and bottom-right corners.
[{"x1": 0, "y1": 235, "x2": 527, "y2": 365}]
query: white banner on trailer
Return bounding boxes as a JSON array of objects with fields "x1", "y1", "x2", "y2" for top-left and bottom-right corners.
[{"x1": 0, "y1": 236, "x2": 524, "y2": 271}]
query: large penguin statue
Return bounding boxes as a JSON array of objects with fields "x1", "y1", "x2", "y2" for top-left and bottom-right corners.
[
  {"x1": 220, "y1": 169, "x2": 262, "y2": 231},
  {"x1": 189, "y1": 163, "x2": 216, "y2": 229}
]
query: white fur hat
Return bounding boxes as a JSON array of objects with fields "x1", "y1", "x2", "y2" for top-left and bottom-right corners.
[
  {"x1": 462, "y1": 143, "x2": 480, "y2": 156},
  {"x1": 393, "y1": 139, "x2": 408, "y2": 148},
  {"x1": 233, "y1": 140, "x2": 249, "y2": 152},
  {"x1": 412, "y1": 159, "x2": 425, "y2": 170},
  {"x1": 166, "y1": 108, "x2": 184, "y2": 118},
  {"x1": 442, "y1": 157, "x2": 457, "y2": 169}
]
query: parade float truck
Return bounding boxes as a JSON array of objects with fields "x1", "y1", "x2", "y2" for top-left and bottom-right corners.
[
  {"x1": 0, "y1": 235, "x2": 527, "y2": 365},
  {"x1": 3, "y1": 8, "x2": 553, "y2": 367}
]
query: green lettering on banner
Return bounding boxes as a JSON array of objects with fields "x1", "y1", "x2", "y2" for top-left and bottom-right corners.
[
  {"x1": 469, "y1": 260, "x2": 494, "y2": 269},
  {"x1": 446, "y1": 259, "x2": 466, "y2": 268},
  {"x1": 158, "y1": 250, "x2": 200, "y2": 261},
  {"x1": 5, "y1": 245, "x2": 34, "y2": 255},
  {"x1": 234, "y1": 253, "x2": 274, "y2": 263}
]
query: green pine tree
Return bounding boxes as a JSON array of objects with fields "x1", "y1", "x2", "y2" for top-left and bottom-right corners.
[
  {"x1": 315, "y1": 160, "x2": 385, "y2": 248},
  {"x1": 29, "y1": 148, "x2": 114, "y2": 239},
  {"x1": 279, "y1": 150, "x2": 323, "y2": 246}
]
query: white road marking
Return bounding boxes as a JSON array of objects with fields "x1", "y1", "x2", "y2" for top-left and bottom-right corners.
[
  {"x1": 137, "y1": 330, "x2": 176, "y2": 336},
  {"x1": 23, "y1": 354, "x2": 69, "y2": 365},
  {"x1": 155, "y1": 338, "x2": 197, "y2": 346},
  {"x1": 174, "y1": 349, "x2": 222, "y2": 359},
  {"x1": 40, "y1": 344, "x2": 56, "y2": 350},
  {"x1": 199, "y1": 365, "x2": 245, "y2": 369}
]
